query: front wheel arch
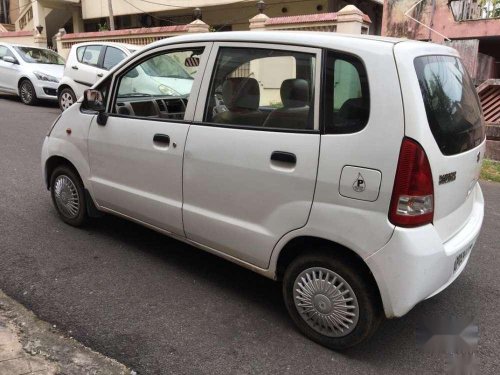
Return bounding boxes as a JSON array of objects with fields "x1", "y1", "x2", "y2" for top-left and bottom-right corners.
[
  {"x1": 45, "y1": 156, "x2": 80, "y2": 190},
  {"x1": 18, "y1": 78, "x2": 38, "y2": 105}
]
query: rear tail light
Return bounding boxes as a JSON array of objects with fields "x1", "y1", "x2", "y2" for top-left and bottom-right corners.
[{"x1": 389, "y1": 137, "x2": 434, "y2": 227}]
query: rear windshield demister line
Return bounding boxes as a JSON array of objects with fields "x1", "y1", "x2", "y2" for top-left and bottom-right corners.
[{"x1": 414, "y1": 55, "x2": 485, "y2": 156}]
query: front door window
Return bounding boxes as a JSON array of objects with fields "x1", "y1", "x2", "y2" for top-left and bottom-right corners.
[{"x1": 113, "y1": 48, "x2": 204, "y2": 120}]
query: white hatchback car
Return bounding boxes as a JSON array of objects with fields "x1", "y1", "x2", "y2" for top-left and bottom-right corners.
[
  {"x1": 41, "y1": 32, "x2": 486, "y2": 349},
  {"x1": 0, "y1": 43, "x2": 65, "y2": 105},
  {"x1": 58, "y1": 42, "x2": 140, "y2": 111}
]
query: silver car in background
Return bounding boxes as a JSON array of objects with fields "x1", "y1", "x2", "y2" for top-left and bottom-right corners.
[{"x1": 0, "y1": 43, "x2": 65, "y2": 105}]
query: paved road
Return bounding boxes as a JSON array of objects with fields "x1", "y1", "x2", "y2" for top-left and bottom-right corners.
[{"x1": 0, "y1": 95, "x2": 499, "y2": 375}]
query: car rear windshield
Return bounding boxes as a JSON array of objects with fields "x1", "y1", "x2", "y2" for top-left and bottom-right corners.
[{"x1": 414, "y1": 55, "x2": 485, "y2": 156}]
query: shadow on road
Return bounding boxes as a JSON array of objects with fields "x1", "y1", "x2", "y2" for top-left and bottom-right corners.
[
  {"x1": 0, "y1": 93, "x2": 59, "y2": 108},
  {"x1": 80, "y1": 211, "x2": 425, "y2": 362}
]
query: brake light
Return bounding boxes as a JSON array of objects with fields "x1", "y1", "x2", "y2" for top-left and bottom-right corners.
[{"x1": 389, "y1": 137, "x2": 434, "y2": 227}]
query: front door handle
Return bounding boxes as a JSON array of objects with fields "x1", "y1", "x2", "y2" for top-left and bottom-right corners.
[
  {"x1": 97, "y1": 73, "x2": 103, "y2": 77},
  {"x1": 71, "y1": 65, "x2": 78, "y2": 70},
  {"x1": 271, "y1": 151, "x2": 296, "y2": 165},
  {"x1": 153, "y1": 133, "x2": 170, "y2": 146}
]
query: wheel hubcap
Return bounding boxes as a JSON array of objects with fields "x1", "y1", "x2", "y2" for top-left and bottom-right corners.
[
  {"x1": 293, "y1": 267, "x2": 359, "y2": 337},
  {"x1": 53, "y1": 175, "x2": 80, "y2": 218},
  {"x1": 20, "y1": 83, "x2": 33, "y2": 103},
  {"x1": 60, "y1": 92, "x2": 74, "y2": 109}
]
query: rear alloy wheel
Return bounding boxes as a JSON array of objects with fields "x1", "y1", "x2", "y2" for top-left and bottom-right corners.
[
  {"x1": 283, "y1": 252, "x2": 382, "y2": 350},
  {"x1": 19, "y1": 79, "x2": 38, "y2": 105},
  {"x1": 59, "y1": 88, "x2": 77, "y2": 111},
  {"x1": 50, "y1": 165, "x2": 88, "y2": 227}
]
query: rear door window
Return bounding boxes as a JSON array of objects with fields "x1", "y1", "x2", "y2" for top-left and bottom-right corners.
[
  {"x1": 324, "y1": 51, "x2": 370, "y2": 134},
  {"x1": 76, "y1": 46, "x2": 85, "y2": 62},
  {"x1": 103, "y1": 47, "x2": 126, "y2": 70},
  {"x1": 81, "y1": 45, "x2": 102, "y2": 67},
  {"x1": 414, "y1": 55, "x2": 485, "y2": 156},
  {"x1": 204, "y1": 47, "x2": 316, "y2": 130}
]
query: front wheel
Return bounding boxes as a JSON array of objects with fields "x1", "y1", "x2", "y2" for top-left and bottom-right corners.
[
  {"x1": 58, "y1": 87, "x2": 77, "y2": 111},
  {"x1": 19, "y1": 79, "x2": 38, "y2": 105},
  {"x1": 282, "y1": 252, "x2": 382, "y2": 350},
  {"x1": 50, "y1": 165, "x2": 88, "y2": 227}
]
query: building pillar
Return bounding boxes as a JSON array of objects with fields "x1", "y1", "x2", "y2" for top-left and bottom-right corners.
[
  {"x1": 31, "y1": 0, "x2": 47, "y2": 46},
  {"x1": 249, "y1": 13, "x2": 269, "y2": 31},
  {"x1": 336, "y1": 5, "x2": 365, "y2": 34},
  {"x1": 55, "y1": 28, "x2": 67, "y2": 57},
  {"x1": 186, "y1": 19, "x2": 209, "y2": 33},
  {"x1": 72, "y1": 6, "x2": 84, "y2": 33}
]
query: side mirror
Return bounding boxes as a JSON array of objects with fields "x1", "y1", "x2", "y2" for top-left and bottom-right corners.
[
  {"x1": 82, "y1": 89, "x2": 108, "y2": 125},
  {"x1": 82, "y1": 89, "x2": 105, "y2": 112},
  {"x1": 2, "y1": 56, "x2": 17, "y2": 64}
]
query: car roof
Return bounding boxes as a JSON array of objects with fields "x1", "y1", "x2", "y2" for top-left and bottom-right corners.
[
  {"x1": 71, "y1": 41, "x2": 139, "y2": 51},
  {"x1": 148, "y1": 31, "x2": 406, "y2": 48},
  {"x1": 0, "y1": 42, "x2": 51, "y2": 49},
  {"x1": 145, "y1": 31, "x2": 454, "y2": 56}
]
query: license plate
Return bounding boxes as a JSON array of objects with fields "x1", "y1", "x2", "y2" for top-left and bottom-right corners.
[{"x1": 453, "y1": 242, "x2": 474, "y2": 273}]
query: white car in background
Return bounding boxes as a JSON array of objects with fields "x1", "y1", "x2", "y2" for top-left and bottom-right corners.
[
  {"x1": 0, "y1": 43, "x2": 65, "y2": 105},
  {"x1": 58, "y1": 41, "x2": 194, "y2": 111},
  {"x1": 58, "y1": 42, "x2": 139, "y2": 111}
]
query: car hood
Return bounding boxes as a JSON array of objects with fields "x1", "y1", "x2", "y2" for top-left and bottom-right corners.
[
  {"x1": 29, "y1": 64, "x2": 65, "y2": 79},
  {"x1": 149, "y1": 77, "x2": 193, "y2": 96}
]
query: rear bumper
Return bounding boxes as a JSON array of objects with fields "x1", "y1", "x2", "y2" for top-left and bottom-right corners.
[{"x1": 366, "y1": 183, "x2": 484, "y2": 318}]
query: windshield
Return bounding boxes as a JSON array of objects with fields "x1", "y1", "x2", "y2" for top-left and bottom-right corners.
[
  {"x1": 141, "y1": 55, "x2": 193, "y2": 79},
  {"x1": 414, "y1": 55, "x2": 485, "y2": 156},
  {"x1": 14, "y1": 46, "x2": 65, "y2": 65}
]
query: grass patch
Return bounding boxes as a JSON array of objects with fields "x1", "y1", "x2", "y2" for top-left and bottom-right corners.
[{"x1": 481, "y1": 159, "x2": 500, "y2": 183}]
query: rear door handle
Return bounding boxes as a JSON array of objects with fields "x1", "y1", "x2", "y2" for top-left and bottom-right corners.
[
  {"x1": 153, "y1": 133, "x2": 170, "y2": 146},
  {"x1": 71, "y1": 65, "x2": 78, "y2": 70},
  {"x1": 97, "y1": 73, "x2": 103, "y2": 77},
  {"x1": 271, "y1": 151, "x2": 296, "y2": 165}
]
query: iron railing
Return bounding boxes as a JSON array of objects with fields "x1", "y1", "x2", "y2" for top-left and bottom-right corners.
[{"x1": 450, "y1": 0, "x2": 500, "y2": 21}]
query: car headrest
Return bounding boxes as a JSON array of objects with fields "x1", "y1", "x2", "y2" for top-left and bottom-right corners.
[
  {"x1": 281, "y1": 79, "x2": 309, "y2": 108},
  {"x1": 338, "y1": 98, "x2": 368, "y2": 120},
  {"x1": 222, "y1": 78, "x2": 260, "y2": 111},
  {"x1": 83, "y1": 51, "x2": 93, "y2": 62}
]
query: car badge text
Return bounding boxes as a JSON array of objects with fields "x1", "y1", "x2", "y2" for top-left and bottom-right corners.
[{"x1": 439, "y1": 171, "x2": 456, "y2": 185}]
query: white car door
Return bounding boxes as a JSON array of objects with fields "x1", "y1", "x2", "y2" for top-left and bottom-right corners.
[
  {"x1": 71, "y1": 45, "x2": 103, "y2": 88},
  {"x1": 183, "y1": 43, "x2": 321, "y2": 269},
  {"x1": 0, "y1": 45, "x2": 20, "y2": 93},
  {"x1": 87, "y1": 43, "x2": 211, "y2": 236}
]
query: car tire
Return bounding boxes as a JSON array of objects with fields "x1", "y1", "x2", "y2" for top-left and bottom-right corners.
[
  {"x1": 58, "y1": 87, "x2": 77, "y2": 111},
  {"x1": 282, "y1": 251, "x2": 382, "y2": 350},
  {"x1": 50, "y1": 165, "x2": 88, "y2": 227},
  {"x1": 19, "y1": 79, "x2": 38, "y2": 105}
]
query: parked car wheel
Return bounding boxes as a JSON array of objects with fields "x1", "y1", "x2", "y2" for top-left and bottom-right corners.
[
  {"x1": 282, "y1": 251, "x2": 382, "y2": 350},
  {"x1": 58, "y1": 87, "x2": 77, "y2": 111},
  {"x1": 50, "y1": 165, "x2": 88, "y2": 227},
  {"x1": 19, "y1": 79, "x2": 38, "y2": 105}
]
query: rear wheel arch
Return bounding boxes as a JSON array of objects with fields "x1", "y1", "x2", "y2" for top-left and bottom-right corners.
[
  {"x1": 58, "y1": 84, "x2": 73, "y2": 95},
  {"x1": 275, "y1": 236, "x2": 382, "y2": 303}
]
